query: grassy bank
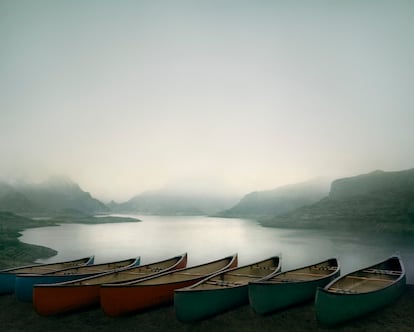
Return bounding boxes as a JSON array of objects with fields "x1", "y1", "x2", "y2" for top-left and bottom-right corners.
[{"x1": 0, "y1": 212, "x2": 58, "y2": 269}]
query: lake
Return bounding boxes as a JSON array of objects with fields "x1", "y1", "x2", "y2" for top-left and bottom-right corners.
[{"x1": 19, "y1": 215, "x2": 414, "y2": 283}]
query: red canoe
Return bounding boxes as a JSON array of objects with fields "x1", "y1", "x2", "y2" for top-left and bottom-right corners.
[
  {"x1": 100, "y1": 254, "x2": 238, "y2": 316},
  {"x1": 33, "y1": 254, "x2": 187, "y2": 316}
]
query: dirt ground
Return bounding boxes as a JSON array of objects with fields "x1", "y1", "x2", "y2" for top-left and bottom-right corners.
[{"x1": 0, "y1": 285, "x2": 413, "y2": 332}]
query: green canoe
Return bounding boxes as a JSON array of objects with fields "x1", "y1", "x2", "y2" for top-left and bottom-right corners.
[
  {"x1": 315, "y1": 255, "x2": 406, "y2": 326},
  {"x1": 249, "y1": 258, "x2": 339, "y2": 314},
  {"x1": 174, "y1": 256, "x2": 280, "y2": 322}
]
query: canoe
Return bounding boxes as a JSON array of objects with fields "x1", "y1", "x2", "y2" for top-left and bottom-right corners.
[
  {"x1": 174, "y1": 256, "x2": 280, "y2": 322},
  {"x1": 315, "y1": 255, "x2": 406, "y2": 326},
  {"x1": 100, "y1": 254, "x2": 238, "y2": 317},
  {"x1": 249, "y1": 258, "x2": 339, "y2": 314},
  {"x1": 33, "y1": 253, "x2": 187, "y2": 316},
  {"x1": 0, "y1": 256, "x2": 94, "y2": 295},
  {"x1": 16, "y1": 257, "x2": 140, "y2": 302}
]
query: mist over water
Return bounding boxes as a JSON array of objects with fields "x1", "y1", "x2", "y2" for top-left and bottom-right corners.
[{"x1": 19, "y1": 215, "x2": 414, "y2": 283}]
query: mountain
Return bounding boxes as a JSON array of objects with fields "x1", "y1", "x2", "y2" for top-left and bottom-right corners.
[
  {"x1": 110, "y1": 189, "x2": 240, "y2": 216},
  {"x1": 261, "y1": 169, "x2": 414, "y2": 232},
  {"x1": 0, "y1": 176, "x2": 108, "y2": 215},
  {"x1": 0, "y1": 183, "x2": 34, "y2": 212},
  {"x1": 217, "y1": 178, "x2": 331, "y2": 219}
]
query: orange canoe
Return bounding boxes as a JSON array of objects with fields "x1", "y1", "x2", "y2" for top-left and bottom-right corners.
[
  {"x1": 33, "y1": 254, "x2": 187, "y2": 316},
  {"x1": 100, "y1": 254, "x2": 238, "y2": 316}
]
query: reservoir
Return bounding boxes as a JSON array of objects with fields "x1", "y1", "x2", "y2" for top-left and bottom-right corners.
[{"x1": 19, "y1": 215, "x2": 414, "y2": 283}]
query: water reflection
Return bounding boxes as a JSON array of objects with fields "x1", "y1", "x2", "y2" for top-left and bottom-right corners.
[{"x1": 19, "y1": 215, "x2": 414, "y2": 283}]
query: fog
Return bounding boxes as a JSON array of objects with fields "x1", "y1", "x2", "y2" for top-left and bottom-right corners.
[{"x1": 1, "y1": 1, "x2": 414, "y2": 201}]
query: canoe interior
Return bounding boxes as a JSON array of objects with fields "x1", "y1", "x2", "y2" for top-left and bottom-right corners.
[
  {"x1": 1, "y1": 257, "x2": 93, "y2": 274},
  {"x1": 43, "y1": 258, "x2": 138, "y2": 276},
  {"x1": 191, "y1": 257, "x2": 280, "y2": 290},
  {"x1": 267, "y1": 258, "x2": 338, "y2": 283},
  {"x1": 327, "y1": 257, "x2": 403, "y2": 294},
  {"x1": 128, "y1": 255, "x2": 236, "y2": 286},
  {"x1": 70, "y1": 255, "x2": 185, "y2": 286}
]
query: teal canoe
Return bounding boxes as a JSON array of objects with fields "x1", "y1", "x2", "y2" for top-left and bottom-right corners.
[
  {"x1": 0, "y1": 256, "x2": 94, "y2": 295},
  {"x1": 249, "y1": 258, "x2": 339, "y2": 314},
  {"x1": 15, "y1": 256, "x2": 140, "y2": 302},
  {"x1": 315, "y1": 255, "x2": 406, "y2": 326},
  {"x1": 174, "y1": 256, "x2": 281, "y2": 322}
]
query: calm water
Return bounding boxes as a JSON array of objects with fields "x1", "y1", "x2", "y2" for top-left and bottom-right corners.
[{"x1": 19, "y1": 215, "x2": 414, "y2": 283}]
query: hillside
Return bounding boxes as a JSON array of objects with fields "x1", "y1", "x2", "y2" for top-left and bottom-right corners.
[
  {"x1": 0, "y1": 176, "x2": 108, "y2": 215},
  {"x1": 261, "y1": 169, "x2": 414, "y2": 232},
  {"x1": 217, "y1": 178, "x2": 330, "y2": 219}
]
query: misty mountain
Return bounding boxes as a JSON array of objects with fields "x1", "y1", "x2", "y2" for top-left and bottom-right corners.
[
  {"x1": 0, "y1": 176, "x2": 108, "y2": 215},
  {"x1": 110, "y1": 189, "x2": 240, "y2": 216},
  {"x1": 216, "y1": 178, "x2": 331, "y2": 219},
  {"x1": 261, "y1": 169, "x2": 414, "y2": 232}
]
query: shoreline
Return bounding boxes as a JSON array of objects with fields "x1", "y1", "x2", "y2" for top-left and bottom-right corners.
[{"x1": 0, "y1": 212, "x2": 140, "y2": 269}]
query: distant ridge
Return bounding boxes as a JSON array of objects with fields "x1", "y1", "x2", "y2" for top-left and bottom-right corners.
[
  {"x1": 110, "y1": 190, "x2": 240, "y2": 216},
  {"x1": 0, "y1": 176, "x2": 107, "y2": 215},
  {"x1": 261, "y1": 168, "x2": 414, "y2": 232},
  {"x1": 216, "y1": 178, "x2": 331, "y2": 219}
]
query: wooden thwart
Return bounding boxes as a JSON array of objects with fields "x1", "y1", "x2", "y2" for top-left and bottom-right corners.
[
  {"x1": 346, "y1": 275, "x2": 394, "y2": 283},
  {"x1": 175, "y1": 272, "x2": 204, "y2": 276},
  {"x1": 226, "y1": 273, "x2": 262, "y2": 278},
  {"x1": 286, "y1": 271, "x2": 327, "y2": 277}
]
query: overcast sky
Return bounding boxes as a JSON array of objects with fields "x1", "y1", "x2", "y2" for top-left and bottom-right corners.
[{"x1": 1, "y1": 0, "x2": 413, "y2": 201}]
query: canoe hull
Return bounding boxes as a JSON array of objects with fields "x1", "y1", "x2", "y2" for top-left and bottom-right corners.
[
  {"x1": 249, "y1": 273, "x2": 339, "y2": 314},
  {"x1": 16, "y1": 273, "x2": 97, "y2": 302},
  {"x1": 33, "y1": 254, "x2": 188, "y2": 316},
  {"x1": 0, "y1": 273, "x2": 17, "y2": 295},
  {"x1": 175, "y1": 285, "x2": 248, "y2": 322},
  {"x1": 16, "y1": 257, "x2": 139, "y2": 302},
  {"x1": 315, "y1": 256, "x2": 406, "y2": 327},
  {"x1": 34, "y1": 284, "x2": 101, "y2": 316},
  {"x1": 315, "y1": 275, "x2": 406, "y2": 326},
  {"x1": 174, "y1": 256, "x2": 281, "y2": 322},
  {"x1": 101, "y1": 279, "x2": 202, "y2": 316},
  {"x1": 100, "y1": 255, "x2": 237, "y2": 317},
  {"x1": 0, "y1": 256, "x2": 94, "y2": 295}
]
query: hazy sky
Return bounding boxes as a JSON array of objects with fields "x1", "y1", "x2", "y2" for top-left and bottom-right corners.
[{"x1": 1, "y1": 0, "x2": 413, "y2": 201}]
